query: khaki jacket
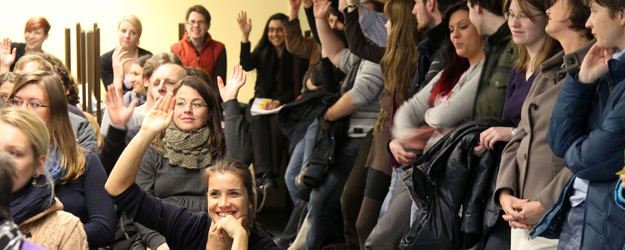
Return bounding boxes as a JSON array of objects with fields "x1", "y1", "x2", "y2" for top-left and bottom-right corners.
[
  {"x1": 19, "y1": 198, "x2": 89, "y2": 250},
  {"x1": 494, "y1": 40, "x2": 595, "y2": 211}
]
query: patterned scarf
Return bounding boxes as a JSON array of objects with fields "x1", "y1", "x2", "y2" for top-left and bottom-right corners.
[
  {"x1": 0, "y1": 220, "x2": 23, "y2": 250},
  {"x1": 45, "y1": 145, "x2": 66, "y2": 185},
  {"x1": 161, "y1": 123, "x2": 212, "y2": 169}
]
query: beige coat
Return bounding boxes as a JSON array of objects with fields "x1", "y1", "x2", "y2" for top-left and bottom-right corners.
[
  {"x1": 19, "y1": 198, "x2": 89, "y2": 250},
  {"x1": 494, "y1": 41, "x2": 595, "y2": 211}
]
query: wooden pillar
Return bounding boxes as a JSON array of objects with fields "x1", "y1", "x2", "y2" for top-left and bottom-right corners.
[
  {"x1": 179, "y1": 23, "x2": 185, "y2": 41},
  {"x1": 64, "y1": 28, "x2": 71, "y2": 71},
  {"x1": 93, "y1": 24, "x2": 102, "y2": 123},
  {"x1": 87, "y1": 30, "x2": 94, "y2": 114}
]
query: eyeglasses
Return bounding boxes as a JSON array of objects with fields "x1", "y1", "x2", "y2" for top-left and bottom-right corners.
[
  {"x1": 9, "y1": 97, "x2": 49, "y2": 110},
  {"x1": 268, "y1": 27, "x2": 284, "y2": 33},
  {"x1": 504, "y1": 11, "x2": 546, "y2": 21},
  {"x1": 186, "y1": 20, "x2": 207, "y2": 26},
  {"x1": 175, "y1": 100, "x2": 208, "y2": 110}
]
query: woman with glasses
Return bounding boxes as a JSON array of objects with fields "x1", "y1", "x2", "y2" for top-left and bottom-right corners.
[
  {"x1": 475, "y1": 0, "x2": 559, "y2": 155},
  {"x1": 237, "y1": 11, "x2": 307, "y2": 189},
  {"x1": 494, "y1": 0, "x2": 594, "y2": 248},
  {"x1": 8, "y1": 71, "x2": 116, "y2": 249},
  {"x1": 101, "y1": 15, "x2": 152, "y2": 93},
  {"x1": 172, "y1": 5, "x2": 227, "y2": 86},
  {"x1": 122, "y1": 66, "x2": 252, "y2": 250}
]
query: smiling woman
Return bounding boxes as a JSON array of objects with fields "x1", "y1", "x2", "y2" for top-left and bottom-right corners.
[
  {"x1": 0, "y1": 16, "x2": 50, "y2": 74},
  {"x1": 237, "y1": 11, "x2": 308, "y2": 188},
  {"x1": 106, "y1": 65, "x2": 279, "y2": 250}
]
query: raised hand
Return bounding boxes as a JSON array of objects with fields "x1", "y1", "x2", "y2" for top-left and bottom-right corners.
[
  {"x1": 140, "y1": 92, "x2": 175, "y2": 134},
  {"x1": 289, "y1": 0, "x2": 302, "y2": 9},
  {"x1": 313, "y1": 0, "x2": 332, "y2": 19},
  {"x1": 105, "y1": 85, "x2": 138, "y2": 129},
  {"x1": 0, "y1": 38, "x2": 16, "y2": 72},
  {"x1": 218, "y1": 64, "x2": 247, "y2": 102},
  {"x1": 578, "y1": 44, "x2": 616, "y2": 84},
  {"x1": 237, "y1": 11, "x2": 252, "y2": 43},
  {"x1": 302, "y1": 0, "x2": 313, "y2": 8},
  {"x1": 112, "y1": 47, "x2": 132, "y2": 88}
]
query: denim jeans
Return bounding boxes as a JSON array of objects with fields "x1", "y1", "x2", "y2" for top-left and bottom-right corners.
[
  {"x1": 285, "y1": 120, "x2": 318, "y2": 205},
  {"x1": 557, "y1": 202, "x2": 585, "y2": 250},
  {"x1": 380, "y1": 167, "x2": 403, "y2": 220},
  {"x1": 306, "y1": 137, "x2": 363, "y2": 250}
]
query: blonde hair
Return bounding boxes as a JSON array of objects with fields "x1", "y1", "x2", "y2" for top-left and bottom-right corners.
[
  {"x1": 118, "y1": 14, "x2": 143, "y2": 37},
  {"x1": 9, "y1": 71, "x2": 85, "y2": 184},
  {"x1": 14, "y1": 54, "x2": 53, "y2": 73},
  {"x1": 380, "y1": 0, "x2": 424, "y2": 105}
]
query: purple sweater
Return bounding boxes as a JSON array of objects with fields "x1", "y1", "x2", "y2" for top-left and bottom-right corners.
[
  {"x1": 501, "y1": 68, "x2": 536, "y2": 126},
  {"x1": 54, "y1": 151, "x2": 116, "y2": 248}
]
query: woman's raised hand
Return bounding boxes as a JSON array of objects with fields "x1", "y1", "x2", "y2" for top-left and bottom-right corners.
[
  {"x1": 112, "y1": 46, "x2": 132, "y2": 88},
  {"x1": 0, "y1": 38, "x2": 16, "y2": 73},
  {"x1": 237, "y1": 11, "x2": 252, "y2": 43},
  {"x1": 105, "y1": 85, "x2": 138, "y2": 129},
  {"x1": 313, "y1": 0, "x2": 332, "y2": 19},
  {"x1": 141, "y1": 93, "x2": 175, "y2": 135},
  {"x1": 218, "y1": 64, "x2": 247, "y2": 102}
]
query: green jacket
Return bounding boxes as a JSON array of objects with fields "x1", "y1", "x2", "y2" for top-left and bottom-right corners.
[{"x1": 472, "y1": 23, "x2": 516, "y2": 121}]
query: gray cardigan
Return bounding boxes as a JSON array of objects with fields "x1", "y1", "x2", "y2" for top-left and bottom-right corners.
[
  {"x1": 392, "y1": 60, "x2": 484, "y2": 141},
  {"x1": 69, "y1": 112, "x2": 99, "y2": 155},
  {"x1": 134, "y1": 100, "x2": 252, "y2": 249}
]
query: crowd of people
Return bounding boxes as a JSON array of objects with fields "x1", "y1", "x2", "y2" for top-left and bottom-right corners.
[{"x1": 0, "y1": 0, "x2": 625, "y2": 249}]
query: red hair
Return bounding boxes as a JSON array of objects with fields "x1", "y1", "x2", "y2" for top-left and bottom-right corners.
[{"x1": 25, "y1": 16, "x2": 51, "y2": 35}]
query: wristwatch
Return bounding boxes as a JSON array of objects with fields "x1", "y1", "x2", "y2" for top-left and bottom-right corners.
[{"x1": 511, "y1": 128, "x2": 517, "y2": 136}]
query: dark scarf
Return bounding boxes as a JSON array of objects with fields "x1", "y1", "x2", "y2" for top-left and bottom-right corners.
[
  {"x1": 161, "y1": 123, "x2": 211, "y2": 169},
  {"x1": 10, "y1": 176, "x2": 54, "y2": 225}
]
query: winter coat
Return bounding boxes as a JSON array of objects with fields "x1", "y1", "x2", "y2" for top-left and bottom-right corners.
[
  {"x1": 532, "y1": 53, "x2": 625, "y2": 249},
  {"x1": 400, "y1": 120, "x2": 504, "y2": 250}
]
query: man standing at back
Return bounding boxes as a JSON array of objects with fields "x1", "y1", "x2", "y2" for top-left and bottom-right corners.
[{"x1": 466, "y1": 0, "x2": 515, "y2": 120}]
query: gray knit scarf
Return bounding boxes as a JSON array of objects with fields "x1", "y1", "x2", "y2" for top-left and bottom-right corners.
[
  {"x1": 0, "y1": 220, "x2": 23, "y2": 250},
  {"x1": 161, "y1": 123, "x2": 212, "y2": 169}
]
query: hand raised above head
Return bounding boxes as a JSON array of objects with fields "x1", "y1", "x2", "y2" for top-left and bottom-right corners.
[
  {"x1": 112, "y1": 46, "x2": 132, "y2": 87},
  {"x1": 218, "y1": 64, "x2": 247, "y2": 102},
  {"x1": 237, "y1": 11, "x2": 252, "y2": 38},
  {"x1": 313, "y1": 0, "x2": 333, "y2": 19},
  {"x1": 289, "y1": 0, "x2": 303, "y2": 9},
  {"x1": 105, "y1": 85, "x2": 138, "y2": 129},
  {"x1": 0, "y1": 38, "x2": 16, "y2": 69},
  {"x1": 141, "y1": 92, "x2": 175, "y2": 134}
]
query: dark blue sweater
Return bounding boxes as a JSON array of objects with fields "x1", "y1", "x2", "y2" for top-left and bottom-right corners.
[
  {"x1": 55, "y1": 151, "x2": 116, "y2": 248},
  {"x1": 112, "y1": 184, "x2": 278, "y2": 250}
]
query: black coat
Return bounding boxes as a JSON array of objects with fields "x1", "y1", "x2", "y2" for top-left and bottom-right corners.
[{"x1": 400, "y1": 120, "x2": 504, "y2": 250}]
